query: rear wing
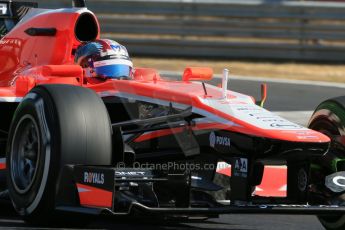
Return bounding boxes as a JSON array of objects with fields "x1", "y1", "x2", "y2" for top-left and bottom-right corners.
[{"x1": 0, "y1": 1, "x2": 38, "y2": 37}]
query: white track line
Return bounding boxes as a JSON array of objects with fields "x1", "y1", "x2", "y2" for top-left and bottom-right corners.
[
  {"x1": 160, "y1": 70, "x2": 345, "y2": 88},
  {"x1": 273, "y1": 111, "x2": 313, "y2": 126}
]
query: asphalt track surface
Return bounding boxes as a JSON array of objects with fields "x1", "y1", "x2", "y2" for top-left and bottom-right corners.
[
  {"x1": 2, "y1": 76, "x2": 344, "y2": 229},
  {"x1": 227, "y1": 78, "x2": 344, "y2": 112}
]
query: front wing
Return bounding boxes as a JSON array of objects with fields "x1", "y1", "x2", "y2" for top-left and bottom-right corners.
[{"x1": 54, "y1": 165, "x2": 345, "y2": 217}]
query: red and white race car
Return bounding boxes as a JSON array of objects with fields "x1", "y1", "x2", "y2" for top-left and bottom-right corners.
[{"x1": 0, "y1": 1, "x2": 342, "y2": 229}]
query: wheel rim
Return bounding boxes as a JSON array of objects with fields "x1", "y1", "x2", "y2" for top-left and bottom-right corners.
[{"x1": 10, "y1": 114, "x2": 40, "y2": 194}]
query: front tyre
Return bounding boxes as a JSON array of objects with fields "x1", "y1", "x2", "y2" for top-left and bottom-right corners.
[
  {"x1": 6, "y1": 84, "x2": 112, "y2": 223},
  {"x1": 308, "y1": 97, "x2": 345, "y2": 230}
]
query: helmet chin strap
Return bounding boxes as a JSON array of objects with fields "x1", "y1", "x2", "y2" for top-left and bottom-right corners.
[{"x1": 117, "y1": 76, "x2": 131, "y2": 80}]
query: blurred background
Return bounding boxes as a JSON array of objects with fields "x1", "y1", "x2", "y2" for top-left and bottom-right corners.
[{"x1": 29, "y1": 0, "x2": 345, "y2": 82}]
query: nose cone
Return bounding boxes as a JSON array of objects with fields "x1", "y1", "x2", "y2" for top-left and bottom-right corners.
[
  {"x1": 264, "y1": 129, "x2": 331, "y2": 143},
  {"x1": 197, "y1": 97, "x2": 331, "y2": 143}
]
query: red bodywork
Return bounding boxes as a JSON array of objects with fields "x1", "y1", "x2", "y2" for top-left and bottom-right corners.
[{"x1": 0, "y1": 7, "x2": 329, "y2": 144}]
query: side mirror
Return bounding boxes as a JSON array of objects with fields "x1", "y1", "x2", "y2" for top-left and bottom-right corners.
[
  {"x1": 256, "y1": 83, "x2": 267, "y2": 107},
  {"x1": 42, "y1": 65, "x2": 83, "y2": 77},
  {"x1": 182, "y1": 67, "x2": 213, "y2": 81},
  {"x1": 133, "y1": 68, "x2": 160, "y2": 81}
]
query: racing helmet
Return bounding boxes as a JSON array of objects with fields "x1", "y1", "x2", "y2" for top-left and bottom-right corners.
[{"x1": 74, "y1": 39, "x2": 133, "y2": 83}]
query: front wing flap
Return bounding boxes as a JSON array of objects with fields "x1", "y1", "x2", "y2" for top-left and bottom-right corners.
[{"x1": 54, "y1": 165, "x2": 345, "y2": 217}]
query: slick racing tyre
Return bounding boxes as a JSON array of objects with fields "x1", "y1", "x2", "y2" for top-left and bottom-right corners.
[
  {"x1": 6, "y1": 84, "x2": 112, "y2": 224},
  {"x1": 308, "y1": 96, "x2": 345, "y2": 230}
]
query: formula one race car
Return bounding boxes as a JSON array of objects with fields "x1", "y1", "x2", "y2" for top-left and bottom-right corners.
[{"x1": 0, "y1": 0, "x2": 344, "y2": 228}]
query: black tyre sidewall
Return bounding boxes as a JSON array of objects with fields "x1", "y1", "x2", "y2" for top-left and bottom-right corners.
[
  {"x1": 6, "y1": 88, "x2": 59, "y2": 217},
  {"x1": 309, "y1": 99, "x2": 345, "y2": 230},
  {"x1": 6, "y1": 84, "x2": 112, "y2": 222},
  {"x1": 309, "y1": 99, "x2": 345, "y2": 136}
]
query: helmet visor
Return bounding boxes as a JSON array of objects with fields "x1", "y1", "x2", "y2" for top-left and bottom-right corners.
[{"x1": 93, "y1": 59, "x2": 133, "y2": 79}]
